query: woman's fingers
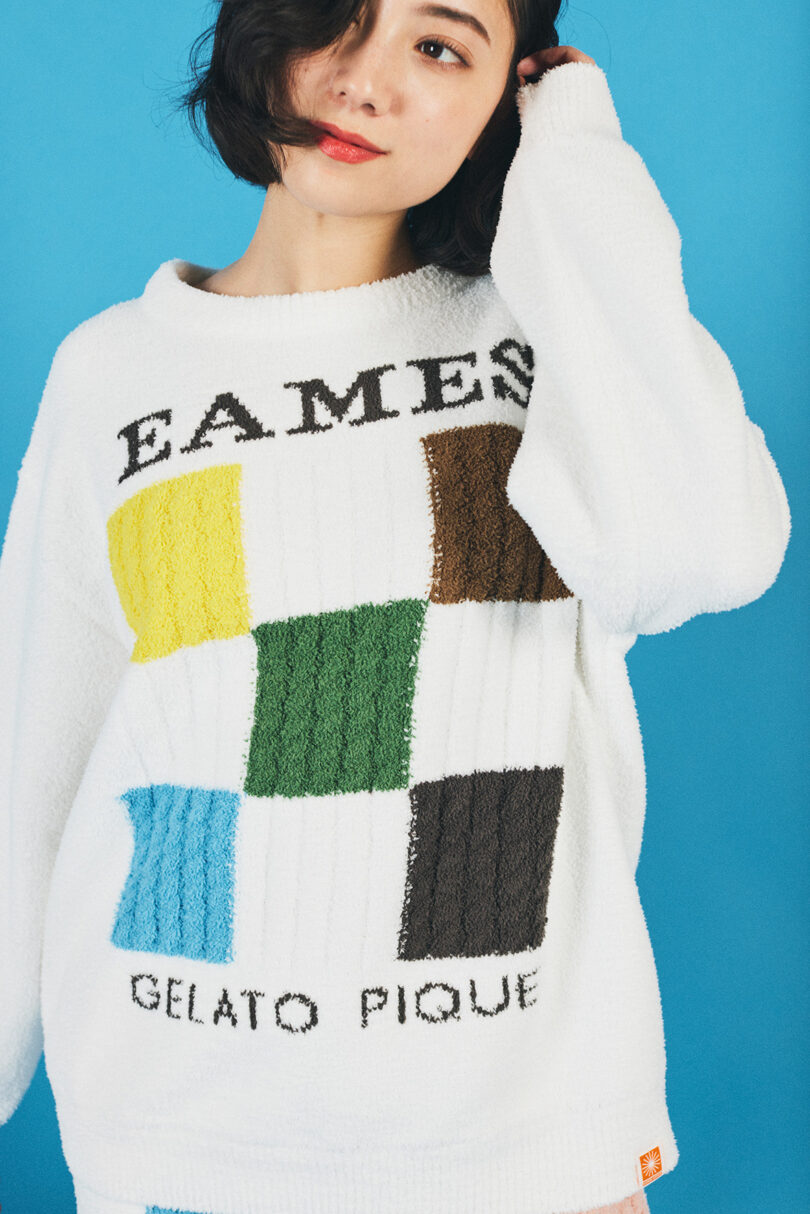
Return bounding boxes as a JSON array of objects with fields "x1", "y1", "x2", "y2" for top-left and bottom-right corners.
[{"x1": 516, "y1": 45, "x2": 597, "y2": 84}]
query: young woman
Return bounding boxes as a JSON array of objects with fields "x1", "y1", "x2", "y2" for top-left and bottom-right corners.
[{"x1": 0, "y1": 2, "x2": 790, "y2": 1213}]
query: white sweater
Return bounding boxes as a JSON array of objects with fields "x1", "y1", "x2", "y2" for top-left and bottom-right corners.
[{"x1": 0, "y1": 61, "x2": 790, "y2": 1214}]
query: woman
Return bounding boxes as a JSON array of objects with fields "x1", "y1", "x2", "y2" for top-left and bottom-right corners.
[{"x1": 0, "y1": 1, "x2": 790, "y2": 1213}]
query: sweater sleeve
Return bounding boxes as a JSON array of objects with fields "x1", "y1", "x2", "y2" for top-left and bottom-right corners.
[
  {"x1": 489, "y1": 59, "x2": 791, "y2": 636},
  {"x1": 0, "y1": 336, "x2": 130, "y2": 1125}
]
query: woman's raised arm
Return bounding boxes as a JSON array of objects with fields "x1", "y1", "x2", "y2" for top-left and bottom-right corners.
[{"x1": 490, "y1": 58, "x2": 791, "y2": 636}]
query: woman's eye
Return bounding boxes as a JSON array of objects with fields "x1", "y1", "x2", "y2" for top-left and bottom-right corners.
[{"x1": 417, "y1": 38, "x2": 469, "y2": 68}]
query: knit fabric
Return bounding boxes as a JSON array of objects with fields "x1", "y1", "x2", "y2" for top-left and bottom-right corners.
[
  {"x1": 72, "y1": 1180, "x2": 651, "y2": 1214},
  {"x1": 0, "y1": 61, "x2": 789, "y2": 1214}
]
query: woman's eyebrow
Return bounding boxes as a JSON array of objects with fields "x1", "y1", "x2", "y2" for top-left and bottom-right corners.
[{"x1": 413, "y1": 3, "x2": 491, "y2": 45}]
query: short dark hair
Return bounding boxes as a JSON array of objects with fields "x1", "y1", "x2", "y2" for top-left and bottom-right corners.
[{"x1": 166, "y1": 0, "x2": 566, "y2": 276}]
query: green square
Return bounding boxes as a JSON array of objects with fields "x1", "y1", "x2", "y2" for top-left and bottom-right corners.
[{"x1": 245, "y1": 599, "x2": 428, "y2": 798}]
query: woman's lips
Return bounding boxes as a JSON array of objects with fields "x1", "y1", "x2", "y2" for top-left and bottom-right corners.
[{"x1": 313, "y1": 128, "x2": 385, "y2": 164}]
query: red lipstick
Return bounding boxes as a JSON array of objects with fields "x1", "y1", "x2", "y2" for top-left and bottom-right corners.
[{"x1": 311, "y1": 121, "x2": 386, "y2": 164}]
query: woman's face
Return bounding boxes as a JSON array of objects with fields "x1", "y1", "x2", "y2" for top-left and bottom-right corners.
[{"x1": 278, "y1": 0, "x2": 516, "y2": 218}]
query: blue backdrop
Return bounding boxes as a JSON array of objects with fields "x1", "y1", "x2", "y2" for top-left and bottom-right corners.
[{"x1": 1, "y1": 1, "x2": 807, "y2": 1211}]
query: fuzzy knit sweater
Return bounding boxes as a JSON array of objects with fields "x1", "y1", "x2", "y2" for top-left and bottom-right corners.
[{"x1": 0, "y1": 61, "x2": 791, "y2": 1214}]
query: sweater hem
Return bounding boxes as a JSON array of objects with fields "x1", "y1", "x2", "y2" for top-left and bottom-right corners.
[{"x1": 61, "y1": 1093, "x2": 678, "y2": 1214}]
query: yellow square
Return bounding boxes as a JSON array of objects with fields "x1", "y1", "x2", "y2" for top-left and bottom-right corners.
[{"x1": 107, "y1": 463, "x2": 251, "y2": 662}]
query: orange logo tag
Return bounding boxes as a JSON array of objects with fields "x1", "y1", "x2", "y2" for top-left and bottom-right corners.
[{"x1": 636, "y1": 1145, "x2": 663, "y2": 1187}]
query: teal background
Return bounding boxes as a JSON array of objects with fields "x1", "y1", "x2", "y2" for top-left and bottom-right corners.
[{"x1": 1, "y1": 1, "x2": 807, "y2": 1211}]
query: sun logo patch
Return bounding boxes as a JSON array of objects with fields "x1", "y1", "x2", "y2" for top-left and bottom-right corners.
[{"x1": 637, "y1": 1145, "x2": 663, "y2": 1186}]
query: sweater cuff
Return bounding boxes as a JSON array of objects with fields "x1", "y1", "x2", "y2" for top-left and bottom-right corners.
[{"x1": 516, "y1": 60, "x2": 622, "y2": 140}]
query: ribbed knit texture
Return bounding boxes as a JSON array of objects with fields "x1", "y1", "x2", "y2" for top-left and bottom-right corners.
[
  {"x1": 0, "y1": 61, "x2": 790, "y2": 1214},
  {"x1": 72, "y1": 1179, "x2": 651, "y2": 1214}
]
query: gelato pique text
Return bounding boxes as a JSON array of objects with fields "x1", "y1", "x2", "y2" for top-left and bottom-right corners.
[{"x1": 129, "y1": 967, "x2": 540, "y2": 1034}]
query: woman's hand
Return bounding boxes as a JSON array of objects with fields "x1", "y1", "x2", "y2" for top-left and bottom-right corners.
[{"x1": 516, "y1": 45, "x2": 596, "y2": 86}]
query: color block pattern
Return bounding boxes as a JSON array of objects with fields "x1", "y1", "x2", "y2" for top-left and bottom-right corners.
[
  {"x1": 108, "y1": 421, "x2": 574, "y2": 966},
  {"x1": 399, "y1": 765, "x2": 565, "y2": 961},
  {"x1": 422, "y1": 422, "x2": 573, "y2": 604},
  {"x1": 246, "y1": 599, "x2": 427, "y2": 798},
  {"x1": 106, "y1": 463, "x2": 251, "y2": 663},
  {"x1": 110, "y1": 784, "x2": 239, "y2": 962}
]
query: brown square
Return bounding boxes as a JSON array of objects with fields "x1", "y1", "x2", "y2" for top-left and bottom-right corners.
[{"x1": 421, "y1": 422, "x2": 572, "y2": 605}]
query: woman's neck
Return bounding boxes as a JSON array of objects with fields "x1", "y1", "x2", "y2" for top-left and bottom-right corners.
[{"x1": 193, "y1": 185, "x2": 423, "y2": 298}]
